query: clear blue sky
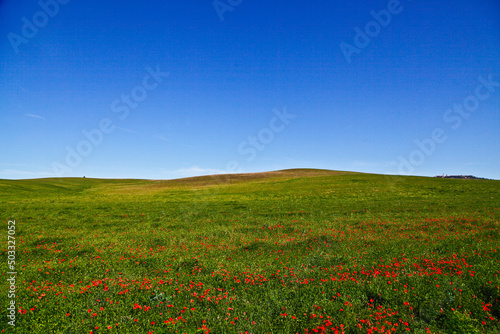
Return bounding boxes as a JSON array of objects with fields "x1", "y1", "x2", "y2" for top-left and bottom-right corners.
[{"x1": 1, "y1": 0, "x2": 499, "y2": 180}]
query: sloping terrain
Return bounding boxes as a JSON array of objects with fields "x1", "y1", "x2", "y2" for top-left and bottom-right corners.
[{"x1": 1, "y1": 169, "x2": 499, "y2": 333}]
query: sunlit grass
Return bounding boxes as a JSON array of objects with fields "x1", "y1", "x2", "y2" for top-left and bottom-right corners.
[{"x1": 1, "y1": 169, "x2": 499, "y2": 333}]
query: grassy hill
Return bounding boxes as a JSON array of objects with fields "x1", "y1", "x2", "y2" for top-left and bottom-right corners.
[{"x1": 1, "y1": 169, "x2": 499, "y2": 333}]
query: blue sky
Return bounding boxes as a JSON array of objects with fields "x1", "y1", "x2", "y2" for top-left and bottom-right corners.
[{"x1": 1, "y1": 0, "x2": 499, "y2": 180}]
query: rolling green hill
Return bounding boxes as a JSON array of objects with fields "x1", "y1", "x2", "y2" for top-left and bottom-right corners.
[
  {"x1": 1, "y1": 169, "x2": 499, "y2": 333},
  {"x1": 2, "y1": 168, "x2": 498, "y2": 221}
]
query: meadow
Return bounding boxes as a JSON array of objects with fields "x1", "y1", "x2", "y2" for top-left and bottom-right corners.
[{"x1": 1, "y1": 169, "x2": 499, "y2": 333}]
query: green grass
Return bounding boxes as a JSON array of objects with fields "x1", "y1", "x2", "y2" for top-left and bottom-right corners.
[{"x1": 1, "y1": 169, "x2": 499, "y2": 333}]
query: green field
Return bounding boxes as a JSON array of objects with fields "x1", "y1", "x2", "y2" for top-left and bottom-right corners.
[{"x1": 1, "y1": 169, "x2": 499, "y2": 333}]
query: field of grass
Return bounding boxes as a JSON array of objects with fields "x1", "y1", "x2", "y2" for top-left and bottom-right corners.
[{"x1": 1, "y1": 169, "x2": 499, "y2": 333}]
